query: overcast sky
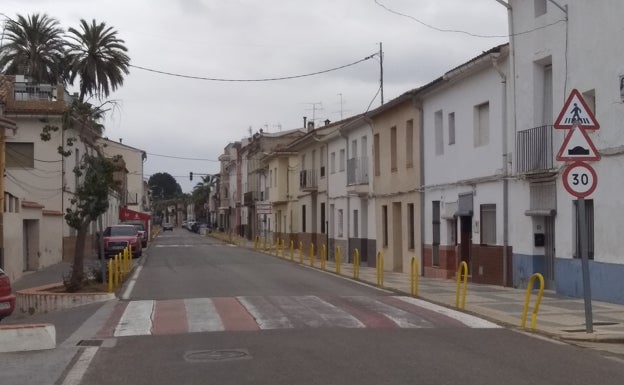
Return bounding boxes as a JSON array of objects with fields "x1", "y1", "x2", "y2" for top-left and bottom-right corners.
[{"x1": 2, "y1": 0, "x2": 508, "y2": 192}]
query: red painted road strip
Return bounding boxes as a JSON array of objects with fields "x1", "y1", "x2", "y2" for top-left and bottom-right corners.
[
  {"x1": 152, "y1": 300, "x2": 189, "y2": 335},
  {"x1": 97, "y1": 301, "x2": 128, "y2": 338},
  {"x1": 321, "y1": 296, "x2": 398, "y2": 329},
  {"x1": 380, "y1": 297, "x2": 466, "y2": 328},
  {"x1": 212, "y1": 297, "x2": 259, "y2": 331}
]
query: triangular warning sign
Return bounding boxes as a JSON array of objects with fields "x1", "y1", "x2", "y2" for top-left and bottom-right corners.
[
  {"x1": 556, "y1": 126, "x2": 601, "y2": 161},
  {"x1": 554, "y1": 89, "x2": 600, "y2": 130}
]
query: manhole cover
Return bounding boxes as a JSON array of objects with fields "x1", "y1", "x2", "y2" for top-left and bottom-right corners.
[
  {"x1": 77, "y1": 339, "x2": 103, "y2": 347},
  {"x1": 184, "y1": 349, "x2": 251, "y2": 363}
]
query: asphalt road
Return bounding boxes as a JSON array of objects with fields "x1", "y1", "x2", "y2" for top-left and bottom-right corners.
[{"x1": 11, "y1": 228, "x2": 622, "y2": 385}]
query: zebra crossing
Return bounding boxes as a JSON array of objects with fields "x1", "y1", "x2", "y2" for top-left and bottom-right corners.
[{"x1": 102, "y1": 295, "x2": 500, "y2": 338}]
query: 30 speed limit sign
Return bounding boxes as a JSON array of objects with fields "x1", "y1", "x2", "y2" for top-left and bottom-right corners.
[{"x1": 563, "y1": 162, "x2": 597, "y2": 198}]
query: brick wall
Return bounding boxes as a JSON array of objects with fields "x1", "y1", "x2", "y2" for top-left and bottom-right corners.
[
  {"x1": 471, "y1": 245, "x2": 513, "y2": 286},
  {"x1": 423, "y1": 245, "x2": 458, "y2": 279}
]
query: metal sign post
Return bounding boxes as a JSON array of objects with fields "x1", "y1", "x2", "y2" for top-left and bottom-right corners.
[{"x1": 577, "y1": 198, "x2": 593, "y2": 333}]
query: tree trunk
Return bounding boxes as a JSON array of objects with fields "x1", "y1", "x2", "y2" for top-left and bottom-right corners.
[{"x1": 68, "y1": 221, "x2": 89, "y2": 292}]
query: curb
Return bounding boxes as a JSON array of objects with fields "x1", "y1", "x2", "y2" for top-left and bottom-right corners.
[
  {"x1": 16, "y1": 283, "x2": 116, "y2": 315},
  {"x1": 0, "y1": 323, "x2": 56, "y2": 352}
]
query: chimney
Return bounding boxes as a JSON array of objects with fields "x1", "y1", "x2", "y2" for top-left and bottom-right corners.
[
  {"x1": 303, "y1": 116, "x2": 307, "y2": 128},
  {"x1": 307, "y1": 121, "x2": 315, "y2": 132},
  {"x1": 324, "y1": 119, "x2": 331, "y2": 126},
  {"x1": 119, "y1": 138, "x2": 123, "y2": 143}
]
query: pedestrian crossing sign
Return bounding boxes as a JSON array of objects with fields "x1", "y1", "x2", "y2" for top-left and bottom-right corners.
[{"x1": 554, "y1": 89, "x2": 600, "y2": 130}]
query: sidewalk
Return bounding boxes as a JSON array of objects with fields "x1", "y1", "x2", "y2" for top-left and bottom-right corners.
[{"x1": 244, "y1": 238, "x2": 624, "y2": 344}]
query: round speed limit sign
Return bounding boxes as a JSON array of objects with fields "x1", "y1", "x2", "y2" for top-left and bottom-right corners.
[{"x1": 563, "y1": 162, "x2": 597, "y2": 198}]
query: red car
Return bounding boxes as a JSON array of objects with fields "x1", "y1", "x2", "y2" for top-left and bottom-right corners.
[
  {"x1": 102, "y1": 225, "x2": 142, "y2": 258},
  {"x1": 0, "y1": 268, "x2": 16, "y2": 321}
]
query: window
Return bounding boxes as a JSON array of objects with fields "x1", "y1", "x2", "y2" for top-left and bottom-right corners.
[
  {"x1": 6, "y1": 142, "x2": 34, "y2": 168},
  {"x1": 353, "y1": 209, "x2": 359, "y2": 238},
  {"x1": 270, "y1": 169, "x2": 273, "y2": 188},
  {"x1": 408, "y1": 203, "x2": 415, "y2": 249},
  {"x1": 474, "y1": 102, "x2": 490, "y2": 147},
  {"x1": 432, "y1": 201, "x2": 440, "y2": 266},
  {"x1": 321, "y1": 203, "x2": 326, "y2": 233},
  {"x1": 374, "y1": 134, "x2": 380, "y2": 176},
  {"x1": 573, "y1": 200, "x2": 594, "y2": 260},
  {"x1": 302, "y1": 205, "x2": 307, "y2": 233},
  {"x1": 337, "y1": 209, "x2": 343, "y2": 237},
  {"x1": 480, "y1": 204, "x2": 497, "y2": 245},
  {"x1": 274, "y1": 167, "x2": 278, "y2": 187},
  {"x1": 534, "y1": 0, "x2": 547, "y2": 17},
  {"x1": 382, "y1": 205, "x2": 388, "y2": 247},
  {"x1": 330, "y1": 152, "x2": 336, "y2": 174},
  {"x1": 390, "y1": 126, "x2": 397, "y2": 171},
  {"x1": 406, "y1": 120, "x2": 414, "y2": 168},
  {"x1": 448, "y1": 112, "x2": 455, "y2": 145},
  {"x1": 435, "y1": 110, "x2": 444, "y2": 155},
  {"x1": 339, "y1": 149, "x2": 345, "y2": 172}
]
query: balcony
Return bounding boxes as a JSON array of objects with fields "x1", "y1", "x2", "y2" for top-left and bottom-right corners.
[
  {"x1": 299, "y1": 169, "x2": 318, "y2": 191},
  {"x1": 516, "y1": 125, "x2": 554, "y2": 175},
  {"x1": 243, "y1": 190, "x2": 260, "y2": 206},
  {"x1": 347, "y1": 157, "x2": 369, "y2": 195}
]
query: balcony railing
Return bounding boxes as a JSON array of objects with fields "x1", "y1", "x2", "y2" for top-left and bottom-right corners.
[
  {"x1": 299, "y1": 169, "x2": 318, "y2": 190},
  {"x1": 516, "y1": 125, "x2": 553, "y2": 174},
  {"x1": 347, "y1": 157, "x2": 369, "y2": 185}
]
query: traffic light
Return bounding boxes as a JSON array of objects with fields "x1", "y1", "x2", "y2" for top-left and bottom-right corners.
[{"x1": 189, "y1": 172, "x2": 193, "y2": 181}]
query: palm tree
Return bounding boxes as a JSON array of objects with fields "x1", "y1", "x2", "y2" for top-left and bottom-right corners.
[
  {"x1": 192, "y1": 175, "x2": 217, "y2": 221},
  {"x1": 66, "y1": 19, "x2": 129, "y2": 101},
  {"x1": 0, "y1": 13, "x2": 66, "y2": 83}
]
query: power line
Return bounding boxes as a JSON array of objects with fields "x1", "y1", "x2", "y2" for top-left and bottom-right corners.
[
  {"x1": 374, "y1": 0, "x2": 565, "y2": 38},
  {"x1": 129, "y1": 53, "x2": 377, "y2": 82},
  {"x1": 146, "y1": 152, "x2": 220, "y2": 162}
]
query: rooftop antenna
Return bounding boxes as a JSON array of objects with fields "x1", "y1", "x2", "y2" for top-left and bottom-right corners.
[{"x1": 303, "y1": 102, "x2": 323, "y2": 125}]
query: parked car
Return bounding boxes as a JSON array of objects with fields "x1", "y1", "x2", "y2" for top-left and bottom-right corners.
[
  {"x1": 0, "y1": 268, "x2": 16, "y2": 321},
  {"x1": 182, "y1": 220, "x2": 187, "y2": 228},
  {"x1": 162, "y1": 222, "x2": 174, "y2": 231},
  {"x1": 102, "y1": 225, "x2": 142, "y2": 258},
  {"x1": 187, "y1": 221, "x2": 196, "y2": 231},
  {"x1": 121, "y1": 221, "x2": 148, "y2": 248}
]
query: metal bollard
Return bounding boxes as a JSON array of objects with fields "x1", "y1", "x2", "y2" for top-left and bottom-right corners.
[
  {"x1": 335, "y1": 246, "x2": 341, "y2": 275},
  {"x1": 108, "y1": 259, "x2": 113, "y2": 292},
  {"x1": 298, "y1": 242, "x2": 303, "y2": 263},
  {"x1": 353, "y1": 248, "x2": 360, "y2": 279},
  {"x1": 521, "y1": 273, "x2": 545, "y2": 330},
  {"x1": 321, "y1": 244, "x2": 326, "y2": 270},
  {"x1": 376, "y1": 252, "x2": 384, "y2": 287},
  {"x1": 411, "y1": 256, "x2": 419, "y2": 297},
  {"x1": 310, "y1": 243, "x2": 315, "y2": 267},
  {"x1": 290, "y1": 241, "x2": 294, "y2": 261},
  {"x1": 455, "y1": 261, "x2": 468, "y2": 310}
]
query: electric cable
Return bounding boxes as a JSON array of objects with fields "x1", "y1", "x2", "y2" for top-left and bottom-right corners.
[{"x1": 129, "y1": 53, "x2": 377, "y2": 82}]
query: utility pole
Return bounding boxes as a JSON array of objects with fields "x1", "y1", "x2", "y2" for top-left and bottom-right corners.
[{"x1": 379, "y1": 42, "x2": 384, "y2": 105}]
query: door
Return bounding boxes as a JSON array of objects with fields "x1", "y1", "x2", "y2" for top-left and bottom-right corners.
[
  {"x1": 459, "y1": 216, "x2": 472, "y2": 267},
  {"x1": 392, "y1": 202, "x2": 403, "y2": 272},
  {"x1": 544, "y1": 216, "x2": 556, "y2": 289}
]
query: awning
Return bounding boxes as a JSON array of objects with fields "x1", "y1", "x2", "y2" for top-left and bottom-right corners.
[{"x1": 524, "y1": 209, "x2": 557, "y2": 217}]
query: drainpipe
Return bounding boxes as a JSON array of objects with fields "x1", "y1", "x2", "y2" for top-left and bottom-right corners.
[{"x1": 492, "y1": 51, "x2": 509, "y2": 287}]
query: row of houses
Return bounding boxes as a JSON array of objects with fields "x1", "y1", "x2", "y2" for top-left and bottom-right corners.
[
  {"x1": 213, "y1": 0, "x2": 624, "y2": 304},
  {"x1": 0, "y1": 75, "x2": 149, "y2": 283}
]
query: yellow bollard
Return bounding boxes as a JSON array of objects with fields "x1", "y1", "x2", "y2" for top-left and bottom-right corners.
[
  {"x1": 335, "y1": 246, "x2": 341, "y2": 275},
  {"x1": 376, "y1": 252, "x2": 384, "y2": 287},
  {"x1": 274, "y1": 238, "x2": 279, "y2": 256},
  {"x1": 521, "y1": 273, "x2": 545, "y2": 331},
  {"x1": 290, "y1": 241, "x2": 294, "y2": 261},
  {"x1": 353, "y1": 248, "x2": 360, "y2": 280},
  {"x1": 298, "y1": 241, "x2": 303, "y2": 263},
  {"x1": 255, "y1": 236, "x2": 259, "y2": 250},
  {"x1": 263, "y1": 237, "x2": 267, "y2": 252},
  {"x1": 411, "y1": 256, "x2": 419, "y2": 297},
  {"x1": 321, "y1": 244, "x2": 326, "y2": 270},
  {"x1": 114, "y1": 254, "x2": 119, "y2": 288},
  {"x1": 108, "y1": 258, "x2": 113, "y2": 292},
  {"x1": 455, "y1": 261, "x2": 469, "y2": 310},
  {"x1": 310, "y1": 243, "x2": 315, "y2": 267},
  {"x1": 281, "y1": 239, "x2": 285, "y2": 258}
]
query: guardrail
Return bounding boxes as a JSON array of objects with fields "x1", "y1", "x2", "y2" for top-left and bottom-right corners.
[
  {"x1": 521, "y1": 273, "x2": 545, "y2": 331},
  {"x1": 455, "y1": 261, "x2": 468, "y2": 310},
  {"x1": 107, "y1": 245, "x2": 133, "y2": 293}
]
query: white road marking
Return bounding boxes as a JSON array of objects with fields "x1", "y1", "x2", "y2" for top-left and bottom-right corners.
[
  {"x1": 114, "y1": 300, "x2": 154, "y2": 336},
  {"x1": 237, "y1": 296, "x2": 294, "y2": 329},
  {"x1": 184, "y1": 298, "x2": 224, "y2": 332},
  {"x1": 61, "y1": 347, "x2": 98, "y2": 385},
  {"x1": 345, "y1": 296, "x2": 431, "y2": 328},
  {"x1": 395, "y1": 296, "x2": 502, "y2": 329},
  {"x1": 121, "y1": 264, "x2": 142, "y2": 300},
  {"x1": 299, "y1": 296, "x2": 364, "y2": 328},
  {"x1": 300, "y1": 264, "x2": 393, "y2": 293}
]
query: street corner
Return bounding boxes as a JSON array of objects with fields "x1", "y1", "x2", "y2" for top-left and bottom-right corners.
[{"x1": 0, "y1": 323, "x2": 56, "y2": 353}]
